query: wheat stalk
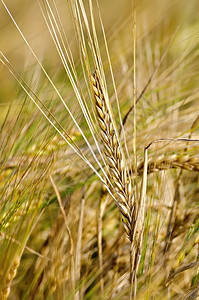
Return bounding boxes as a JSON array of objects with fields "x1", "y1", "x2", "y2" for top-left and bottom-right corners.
[{"x1": 91, "y1": 71, "x2": 149, "y2": 296}]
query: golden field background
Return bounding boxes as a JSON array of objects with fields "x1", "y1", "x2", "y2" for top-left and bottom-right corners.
[{"x1": 0, "y1": 0, "x2": 199, "y2": 299}]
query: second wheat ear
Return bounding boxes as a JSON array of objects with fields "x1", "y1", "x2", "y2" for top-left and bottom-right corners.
[{"x1": 91, "y1": 71, "x2": 136, "y2": 242}]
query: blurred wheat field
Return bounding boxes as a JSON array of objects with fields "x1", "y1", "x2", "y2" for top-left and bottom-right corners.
[{"x1": 0, "y1": 0, "x2": 199, "y2": 299}]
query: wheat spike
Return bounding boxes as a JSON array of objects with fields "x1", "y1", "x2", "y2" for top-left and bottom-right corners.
[
  {"x1": 136, "y1": 154, "x2": 199, "y2": 174},
  {"x1": 1, "y1": 257, "x2": 20, "y2": 300},
  {"x1": 91, "y1": 71, "x2": 135, "y2": 241}
]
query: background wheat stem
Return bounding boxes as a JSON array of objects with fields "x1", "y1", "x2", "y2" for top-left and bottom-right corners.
[{"x1": 50, "y1": 175, "x2": 75, "y2": 295}]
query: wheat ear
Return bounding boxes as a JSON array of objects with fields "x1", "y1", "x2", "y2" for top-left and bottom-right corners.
[
  {"x1": 91, "y1": 71, "x2": 135, "y2": 242},
  {"x1": 1, "y1": 257, "x2": 20, "y2": 300},
  {"x1": 136, "y1": 154, "x2": 199, "y2": 174}
]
